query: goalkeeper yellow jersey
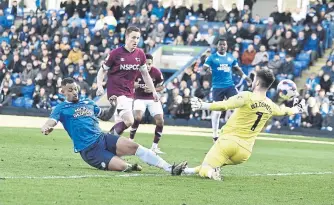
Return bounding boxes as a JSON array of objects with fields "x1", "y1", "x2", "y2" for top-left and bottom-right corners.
[{"x1": 210, "y1": 91, "x2": 298, "y2": 148}]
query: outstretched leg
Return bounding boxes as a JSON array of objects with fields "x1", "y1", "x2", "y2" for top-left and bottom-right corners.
[{"x1": 113, "y1": 136, "x2": 186, "y2": 175}]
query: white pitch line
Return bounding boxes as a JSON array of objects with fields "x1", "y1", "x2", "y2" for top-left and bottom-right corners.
[{"x1": 1, "y1": 171, "x2": 334, "y2": 180}]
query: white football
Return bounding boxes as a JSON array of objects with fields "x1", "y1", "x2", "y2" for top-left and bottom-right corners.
[{"x1": 277, "y1": 79, "x2": 298, "y2": 100}]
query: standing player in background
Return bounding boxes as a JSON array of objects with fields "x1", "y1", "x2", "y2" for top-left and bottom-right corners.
[
  {"x1": 184, "y1": 68, "x2": 305, "y2": 180},
  {"x1": 203, "y1": 38, "x2": 252, "y2": 142},
  {"x1": 130, "y1": 54, "x2": 165, "y2": 154},
  {"x1": 96, "y1": 26, "x2": 159, "y2": 136},
  {"x1": 41, "y1": 78, "x2": 187, "y2": 174}
]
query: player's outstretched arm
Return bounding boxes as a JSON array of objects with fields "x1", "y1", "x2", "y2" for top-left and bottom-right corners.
[
  {"x1": 139, "y1": 64, "x2": 159, "y2": 101},
  {"x1": 272, "y1": 99, "x2": 306, "y2": 116},
  {"x1": 41, "y1": 119, "x2": 57, "y2": 135},
  {"x1": 191, "y1": 92, "x2": 247, "y2": 111},
  {"x1": 98, "y1": 96, "x2": 117, "y2": 121}
]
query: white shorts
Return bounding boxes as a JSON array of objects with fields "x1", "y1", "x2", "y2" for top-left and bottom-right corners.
[
  {"x1": 133, "y1": 99, "x2": 163, "y2": 117},
  {"x1": 114, "y1": 96, "x2": 133, "y2": 122}
]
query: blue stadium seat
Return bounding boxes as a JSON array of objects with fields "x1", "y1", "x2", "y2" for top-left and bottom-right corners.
[
  {"x1": 293, "y1": 61, "x2": 303, "y2": 77},
  {"x1": 241, "y1": 41, "x2": 250, "y2": 54},
  {"x1": 58, "y1": 9, "x2": 65, "y2": 16},
  {"x1": 267, "y1": 51, "x2": 275, "y2": 60},
  {"x1": 24, "y1": 98, "x2": 34, "y2": 108},
  {"x1": 296, "y1": 53, "x2": 311, "y2": 64},
  {"x1": 5, "y1": 7, "x2": 11, "y2": 15},
  {"x1": 279, "y1": 52, "x2": 286, "y2": 60},
  {"x1": 12, "y1": 97, "x2": 25, "y2": 107},
  {"x1": 88, "y1": 19, "x2": 97, "y2": 27},
  {"x1": 5, "y1": 15, "x2": 14, "y2": 28},
  {"x1": 164, "y1": 37, "x2": 173, "y2": 44}
]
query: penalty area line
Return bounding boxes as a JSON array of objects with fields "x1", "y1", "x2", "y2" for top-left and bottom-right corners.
[{"x1": 1, "y1": 171, "x2": 334, "y2": 180}]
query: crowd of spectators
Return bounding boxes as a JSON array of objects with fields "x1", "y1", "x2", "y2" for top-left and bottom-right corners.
[{"x1": 0, "y1": 0, "x2": 333, "y2": 131}]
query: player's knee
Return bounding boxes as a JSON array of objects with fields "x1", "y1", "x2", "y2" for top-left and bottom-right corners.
[
  {"x1": 127, "y1": 141, "x2": 139, "y2": 155},
  {"x1": 155, "y1": 117, "x2": 164, "y2": 126},
  {"x1": 134, "y1": 115, "x2": 142, "y2": 122},
  {"x1": 124, "y1": 117, "x2": 134, "y2": 127}
]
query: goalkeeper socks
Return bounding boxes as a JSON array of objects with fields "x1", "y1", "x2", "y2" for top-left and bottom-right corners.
[
  {"x1": 110, "y1": 121, "x2": 128, "y2": 136},
  {"x1": 153, "y1": 124, "x2": 163, "y2": 143},
  {"x1": 183, "y1": 166, "x2": 201, "y2": 175},
  {"x1": 135, "y1": 145, "x2": 171, "y2": 172},
  {"x1": 129, "y1": 119, "x2": 140, "y2": 140},
  {"x1": 211, "y1": 111, "x2": 221, "y2": 138}
]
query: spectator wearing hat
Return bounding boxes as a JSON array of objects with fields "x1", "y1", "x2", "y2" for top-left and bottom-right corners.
[{"x1": 252, "y1": 35, "x2": 262, "y2": 51}]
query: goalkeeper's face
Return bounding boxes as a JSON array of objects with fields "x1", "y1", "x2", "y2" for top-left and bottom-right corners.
[{"x1": 62, "y1": 83, "x2": 79, "y2": 103}]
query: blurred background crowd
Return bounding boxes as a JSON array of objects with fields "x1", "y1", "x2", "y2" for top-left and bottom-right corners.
[{"x1": 0, "y1": 0, "x2": 333, "y2": 131}]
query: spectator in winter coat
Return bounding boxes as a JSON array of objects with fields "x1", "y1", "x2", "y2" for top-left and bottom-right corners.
[
  {"x1": 276, "y1": 55, "x2": 294, "y2": 81},
  {"x1": 60, "y1": 0, "x2": 76, "y2": 19},
  {"x1": 267, "y1": 54, "x2": 282, "y2": 75},
  {"x1": 152, "y1": 1, "x2": 165, "y2": 20},
  {"x1": 304, "y1": 33, "x2": 319, "y2": 63},
  {"x1": 241, "y1": 44, "x2": 256, "y2": 65}
]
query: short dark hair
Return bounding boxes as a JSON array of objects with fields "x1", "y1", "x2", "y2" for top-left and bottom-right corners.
[
  {"x1": 126, "y1": 26, "x2": 140, "y2": 36},
  {"x1": 61, "y1": 77, "x2": 75, "y2": 86},
  {"x1": 217, "y1": 38, "x2": 227, "y2": 44},
  {"x1": 256, "y1": 68, "x2": 275, "y2": 88},
  {"x1": 145, "y1": 53, "x2": 153, "y2": 60}
]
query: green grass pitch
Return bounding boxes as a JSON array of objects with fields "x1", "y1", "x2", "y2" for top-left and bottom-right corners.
[{"x1": 1, "y1": 127, "x2": 334, "y2": 205}]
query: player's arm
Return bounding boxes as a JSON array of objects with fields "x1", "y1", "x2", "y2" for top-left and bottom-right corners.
[
  {"x1": 41, "y1": 119, "x2": 57, "y2": 135},
  {"x1": 97, "y1": 96, "x2": 117, "y2": 121},
  {"x1": 97, "y1": 52, "x2": 113, "y2": 96},
  {"x1": 272, "y1": 99, "x2": 306, "y2": 116},
  {"x1": 41, "y1": 105, "x2": 61, "y2": 135},
  {"x1": 155, "y1": 72, "x2": 164, "y2": 92},
  {"x1": 192, "y1": 92, "x2": 248, "y2": 111},
  {"x1": 203, "y1": 56, "x2": 212, "y2": 72},
  {"x1": 233, "y1": 63, "x2": 252, "y2": 85},
  {"x1": 140, "y1": 65, "x2": 159, "y2": 100},
  {"x1": 155, "y1": 84, "x2": 164, "y2": 92}
]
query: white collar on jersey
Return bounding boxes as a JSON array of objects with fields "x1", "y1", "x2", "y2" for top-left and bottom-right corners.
[{"x1": 216, "y1": 52, "x2": 227, "y2": 57}]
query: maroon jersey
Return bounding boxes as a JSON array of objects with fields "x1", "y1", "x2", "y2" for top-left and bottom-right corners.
[
  {"x1": 135, "y1": 67, "x2": 163, "y2": 100},
  {"x1": 103, "y1": 47, "x2": 146, "y2": 98}
]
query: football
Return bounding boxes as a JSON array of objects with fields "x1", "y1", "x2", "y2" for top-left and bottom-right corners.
[{"x1": 277, "y1": 79, "x2": 298, "y2": 100}]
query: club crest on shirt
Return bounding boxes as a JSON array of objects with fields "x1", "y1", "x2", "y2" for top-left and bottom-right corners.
[{"x1": 135, "y1": 57, "x2": 141, "y2": 62}]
